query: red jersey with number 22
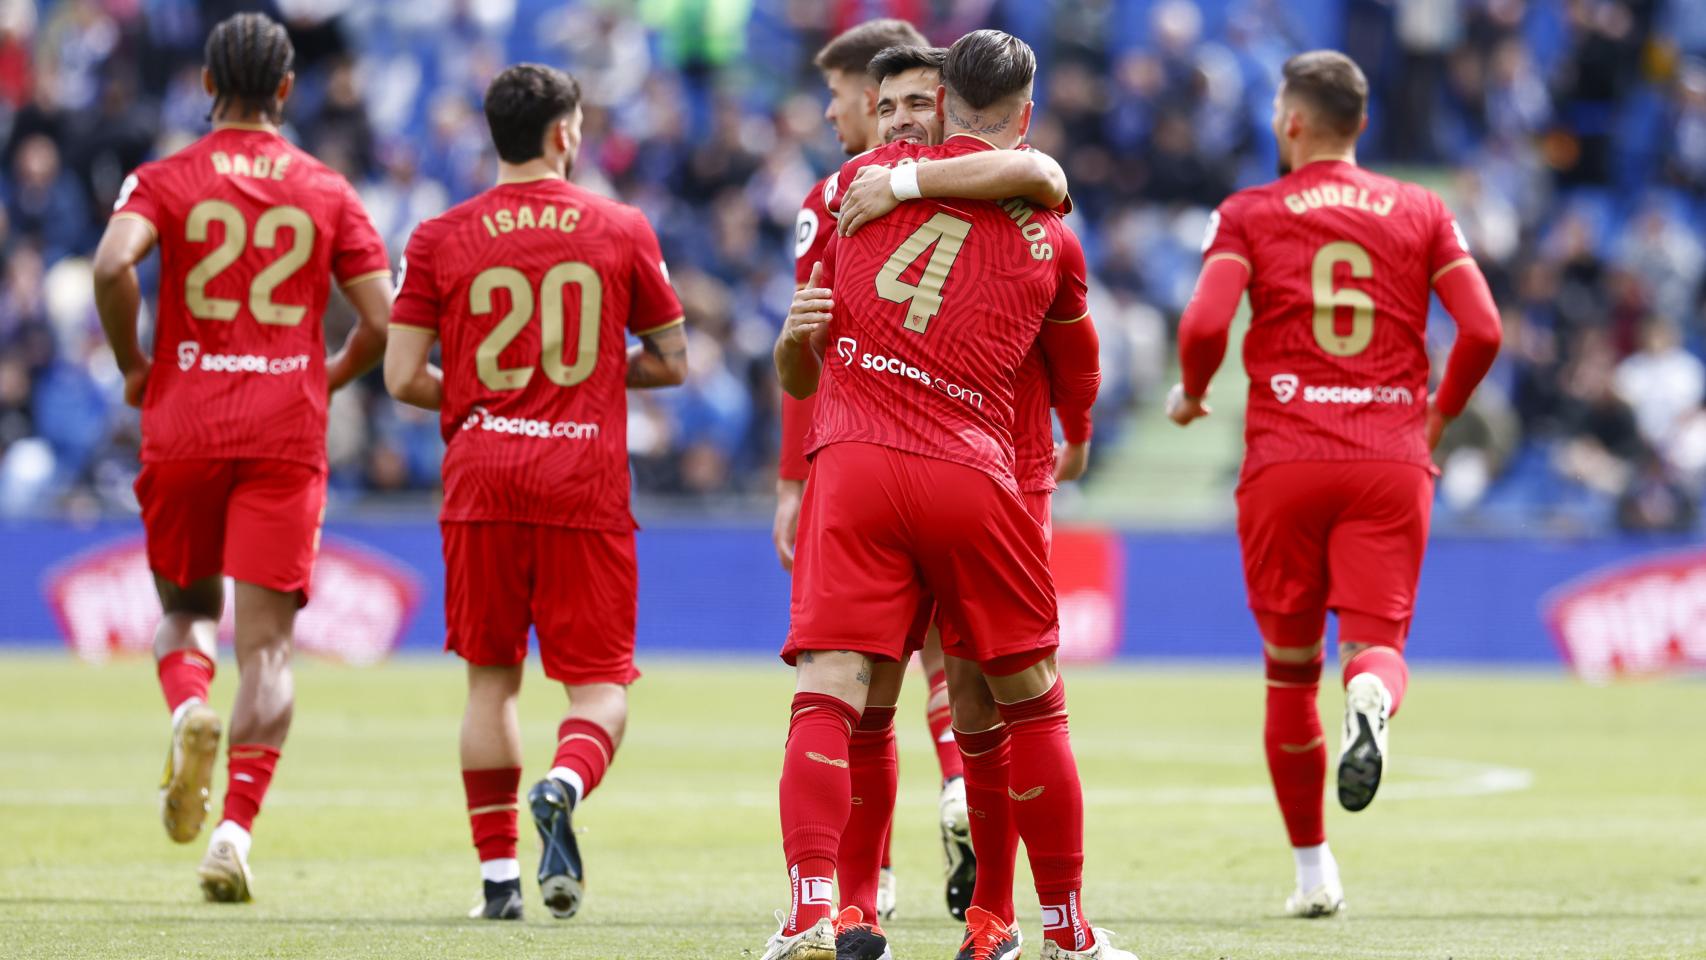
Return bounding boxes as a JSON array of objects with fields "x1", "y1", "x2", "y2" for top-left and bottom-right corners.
[
  {"x1": 391, "y1": 178, "x2": 684, "y2": 531},
  {"x1": 111, "y1": 127, "x2": 391, "y2": 469},
  {"x1": 809, "y1": 136, "x2": 1088, "y2": 491},
  {"x1": 1205, "y1": 160, "x2": 1473, "y2": 480}
]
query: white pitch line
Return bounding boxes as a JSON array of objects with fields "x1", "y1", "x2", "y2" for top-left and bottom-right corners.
[{"x1": 0, "y1": 755, "x2": 1531, "y2": 809}]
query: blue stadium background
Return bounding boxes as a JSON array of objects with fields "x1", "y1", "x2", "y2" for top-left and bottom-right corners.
[{"x1": 2, "y1": 0, "x2": 1704, "y2": 667}]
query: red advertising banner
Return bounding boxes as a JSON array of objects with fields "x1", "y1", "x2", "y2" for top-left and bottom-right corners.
[
  {"x1": 1541, "y1": 547, "x2": 1706, "y2": 682},
  {"x1": 1052, "y1": 526, "x2": 1124, "y2": 663},
  {"x1": 44, "y1": 535, "x2": 422, "y2": 666}
]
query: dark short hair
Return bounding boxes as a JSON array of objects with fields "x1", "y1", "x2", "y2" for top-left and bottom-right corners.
[
  {"x1": 1281, "y1": 50, "x2": 1368, "y2": 137},
  {"x1": 204, "y1": 12, "x2": 295, "y2": 123},
  {"x1": 814, "y1": 19, "x2": 928, "y2": 76},
  {"x1": 869, "y1": 45, "x2": 947, "y2": 84},
  {"x1": 941, "y1": 30, "x2": 1035, "y2": 111},
  {"x1": 483, "y1": 64, "x2": 582, "y2": 164}
]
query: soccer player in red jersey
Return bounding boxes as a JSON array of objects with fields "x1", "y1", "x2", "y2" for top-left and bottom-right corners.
[
  {"x1": 799, "y1": 44, "x2": 1101, "y2": 960},
  {"x1": 90, "y1": 13, "x2": 392, "y2": 903},
  {"x1": 762, "y1": 31, "x2": 1132, "y2": 960},
  {"x1": 778, "y1": 21, "x2": 1081, "y2": 927},
  {"x1": 384, "y1": 64, "x2": 686, "y2": 922},
  {"x1": 1166, "y1": 51, "x2": 1503, "y2": 917}
]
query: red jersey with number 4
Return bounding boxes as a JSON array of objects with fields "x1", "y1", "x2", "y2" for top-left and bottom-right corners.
[
  {"x1": 391, "y1": 178, "x2": 684, "y2": 531},
  {"x1": 1205, "y1": 159, "x2": 1473, "y2": 480},
  {"x1": 809, "y1": 136, "x2": 1088, "y2": 490},
  {"x1": 112, "y1": 127, "x2": 390, "y2": 469}
]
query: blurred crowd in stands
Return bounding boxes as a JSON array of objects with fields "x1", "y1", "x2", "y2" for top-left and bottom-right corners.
[{"x1": 2, "y1": 0, "x2": 1705, "y2": 533}]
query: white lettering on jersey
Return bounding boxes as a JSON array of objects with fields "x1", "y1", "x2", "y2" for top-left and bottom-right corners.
[{"x1": 794, "y1": 207, "x2": 819, "y2": 261}]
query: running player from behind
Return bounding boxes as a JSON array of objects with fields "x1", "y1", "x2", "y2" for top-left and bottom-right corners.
[
  {"x1": 1166, "y1": 50, "x2": 1502, "y2": 917},
  {"x1": 385, "y1": 64, "x2": 687, "y2": 922},
  {"x1": 778, "y1": 19, "x2": 1083, "y2": 925},
  {"x1": 91, "y1": 12, "x2": 392, "y2": 903},
  {"x1": 798, "y1": 43, "x2": 1101, "y2": 960},
  {"x1": 763, "y1": 30, "x2": 1133, "y2": 960}
]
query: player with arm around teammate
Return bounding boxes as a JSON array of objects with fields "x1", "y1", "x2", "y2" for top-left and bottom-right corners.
[
  {"x1": 384, "y1": 64, "x2": 687, "y2": 922},
  {"x1": 1165, "y1": 50, "x2": 1502, "y2": 917},
  {"x1": 90, "y1": 12, "x2": 392, "y2": 903},
  {"x1": 766, "y1": 30, "x2": 1135, "y2": 960},
  {"x1": 785, "y1": 41, "x2": 1103, "y2": 960}
]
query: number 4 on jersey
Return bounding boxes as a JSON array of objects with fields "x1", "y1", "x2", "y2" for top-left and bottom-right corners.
[{"x1": 875, "y1": 212, "x2": 972, "y2": 333}]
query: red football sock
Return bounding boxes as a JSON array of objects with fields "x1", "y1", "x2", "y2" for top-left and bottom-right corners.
[
  {"x1": 1343, "y1": 646, "x2": 1409, "y2": 717},
  {"x1": 220, "y1": 744, "x2": 279, "y2": 832},
  {"x1": 881, "y1": 829, "x2": 892, "y2": 871},
  {"x1": 1264, "y1": 681, "x2": 1327, "y2": 848},
  {"x1": 157, "y1": 649, "x2": 215, "y2": 715},
  {"x1": 955, "y1": 723, "x2": 1018, "y2": 924},
  {"x1": 551, "y1": 717, "x2": 616, "y2": 803},
  {"x1": 779, "y1": 691, "x2": 860, "y2": 935},
  {"x1": 925, "y1": 669, "x2": 964, "y2": 781},
  {"x1": 996, "y1": 678, "x2": 1093, "y2": 951},
  {"x1": 462, "y1": 766, "x2": 521, "y2": 862},
  {"x1": 837, "y1": 705, "x2": 896, "y2": 919}
]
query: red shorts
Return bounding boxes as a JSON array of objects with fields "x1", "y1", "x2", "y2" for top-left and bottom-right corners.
[
  {"x1": 135, "y1": 458, "x2": 326, "y2": 603},
  {"x1": 1022, "y1": 489, "x2": 1053, "y2": 553},
  {"x1": 1236, "y1": 461, "x2": 1433, "y2": 624},
  {"x1": 785, "y1": 442, "x2": 1058, "y2": 666},
  {"x1": 442, "y1": 522, "x2": 639, "y2": 686}
]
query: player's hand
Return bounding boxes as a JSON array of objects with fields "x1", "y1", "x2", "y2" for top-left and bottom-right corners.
[
  {"x1": 838, "y1": 166, "x2": 901, "y2": 237},
  {"x1": 1165, "y1": 382, "x2": 1210, "y2": 426},
  {"x1": 122, "y1": 358, "x2": 151, "y2": 409},
  {"x1": 1055, "y1": 440, "x2": 1090, "y2": 482},
  {"x1": 773, "y1": 478, "x2": 804, "y2": 572},
  {"x1": 785, "y1": 262, "x2": 833, "y2": 345},
  {"x1": 1426, "y1": 400, "x2": 1452, "y2": 452}
]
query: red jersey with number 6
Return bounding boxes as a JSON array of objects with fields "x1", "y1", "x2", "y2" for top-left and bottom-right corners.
[
  {"x1": 111, "y1": 127, "x2": 390, "y2": 469},
  {"x1": 391, "y1": 178, "x2": 684, "y2": 531},
  {"x1": 809, "y1": 136, "x2": 1088, "y2": 491},
  {"x1": 1204, "y1": 159, "x2": 1474, "y2": 480}
]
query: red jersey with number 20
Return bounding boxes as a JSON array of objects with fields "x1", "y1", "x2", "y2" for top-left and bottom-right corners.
[
  {"x1": 1205, "y1": 160, "x2": 1473, "y2": 480},
  {"x1": 391, "y1": 178, "x2": 684, "y2": 531},
  {"x1": 111, "y1": 127, "x2": 391, "y2": 469},
  {"x1": 809, "y1": 136, "x2": 1088, "y2": 491}
]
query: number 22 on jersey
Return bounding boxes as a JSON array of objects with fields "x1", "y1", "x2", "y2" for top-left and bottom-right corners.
[{"x1": 183, "y1": 200, "x2": 314, "y2": 325}]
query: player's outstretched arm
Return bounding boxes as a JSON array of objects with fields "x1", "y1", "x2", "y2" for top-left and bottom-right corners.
[
  {"x1": 327, "y1": 274, "x2": 392, "y2": 393},
  {"x1": 838, "y1": 151, "x2": 1069, "y2": 237},
  {"x1": 1167, "y1": 255, "x2": 1250, "y2": 427},
  {"x1": 1428, "y1": 259, "x2": 1503, "y2": 449},
  {"x1": 383, "y1": 325, "x2": 443, "y2": 411},
  {"x1": 91, "y1": 216, "x2": 158, "y2": 408},
  {"x1": 775, "y1": 262, "x2": 831, "y2": 399},
  {"x1": 627, "y1": 322, "x2": 688, "y2": 389}
]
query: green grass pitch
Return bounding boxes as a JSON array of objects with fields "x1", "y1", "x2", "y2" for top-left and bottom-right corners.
[{"x1": 2, "y1": 654, "x2": 1702, "y2": 959}]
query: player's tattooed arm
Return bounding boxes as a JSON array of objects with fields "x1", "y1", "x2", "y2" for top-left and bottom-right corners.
[
  {"x1": 627, "y1": 322, "x2": 689, "y2": 389},
  {"x1": 328, "y1": 275, "x2": 392, "y2": 394},
  {"x1": 91, "y1": 215, "x2": 159, "y2": 408},
  {"x1": 383, "y1": 325, "x2": 443, "y2": 410},
  {"x1": 838, "y1": 152, "x2": 1070, "y2": 238},
  {"x1": 776, "y1": 263, "x2": 830, "y2": 399}
]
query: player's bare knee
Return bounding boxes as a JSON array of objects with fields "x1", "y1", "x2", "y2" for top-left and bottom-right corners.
[
  {"x1": 156, "y1": 575, "x2": 223, "y2": 621},
  {"x1": 865, "y1": 659, "x2": 907, "y2": 709},
  {"x1": 469, "y1": 663, "x2": 525, "y2": 700},
  {"x1": 1337, "y1": 611, "x2": 1408, "y2": 664},
  {"x1": 794, "y1": 650, "x2": 874, "y2": 713},
  {"x1": 942, "y1": 656, "x2": 1000, "y2": 729},
  {"x1": 982, "y1": 651, "x2": 1058, "y2": 705},
  {"x1": 565, "y1": 682, "x2": 629, "y2": 746}
]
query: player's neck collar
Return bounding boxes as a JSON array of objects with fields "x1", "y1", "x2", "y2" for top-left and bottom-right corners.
[
  {"x1": 212, "y1": 121, "x2": 277, "y2": 134},
  {"x1": 946, "y1": 132, "x2": 998, "y2": 150},
  {"x1": 1299, "y1": 151, "x2": 1356, "y2": 168}
]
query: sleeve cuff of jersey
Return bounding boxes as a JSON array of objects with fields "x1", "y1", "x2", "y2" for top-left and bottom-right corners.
[
  {"x1": 1045, "y1": 310, "x2": 1090, "y2": 324},
  {"x1": 389, "y1": 321, "x2": 438, "y2": 334},
  {"x1": 340, "y1": 269, "x2": 393, "y2": 290},
  {"x1": 1431, "y1": 257, "x2": 1475, "y2": 285},
  {"x1": 110, "y1": 211, "x2": 158, "y2": 237},
  {"x1": 633, "y1": 315, "x2": 685, "y2": 337},
  {"x1": 1205, "y1": 252, "x2": 1251, "y2": 271}
]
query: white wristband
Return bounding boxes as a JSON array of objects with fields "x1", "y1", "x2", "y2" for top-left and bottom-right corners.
[{"x1": 890, "y1": 163, "x2": 922, "y2": 201}]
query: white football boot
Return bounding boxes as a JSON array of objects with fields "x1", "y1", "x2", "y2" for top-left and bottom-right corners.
[
  {"x1": 1039, "y1": 928, "x2": 1139, "y2": 960},
  {"x1": 876, "y1": 866, "x2": 897, "y2": 921},
  {"x1": 760, "y1": 911, "x2": 836, "y2": 960},
  {"x1": 1285, "y1": 880, "x2": 1346, "y2": 918},
  {"x1": 160, "y1": 702, "x2": 221, "y2": 843},
  {"x1": 1338, "y1": 673, "x2": 1392, "y2": 812},
  {"x1": 941, "y1": 776, "x2": 976, "y2": 919}
]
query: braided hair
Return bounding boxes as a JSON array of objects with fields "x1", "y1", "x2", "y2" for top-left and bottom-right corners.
[{"x1": 204, "y1": 12, "x2": 295, "y2": 124}]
